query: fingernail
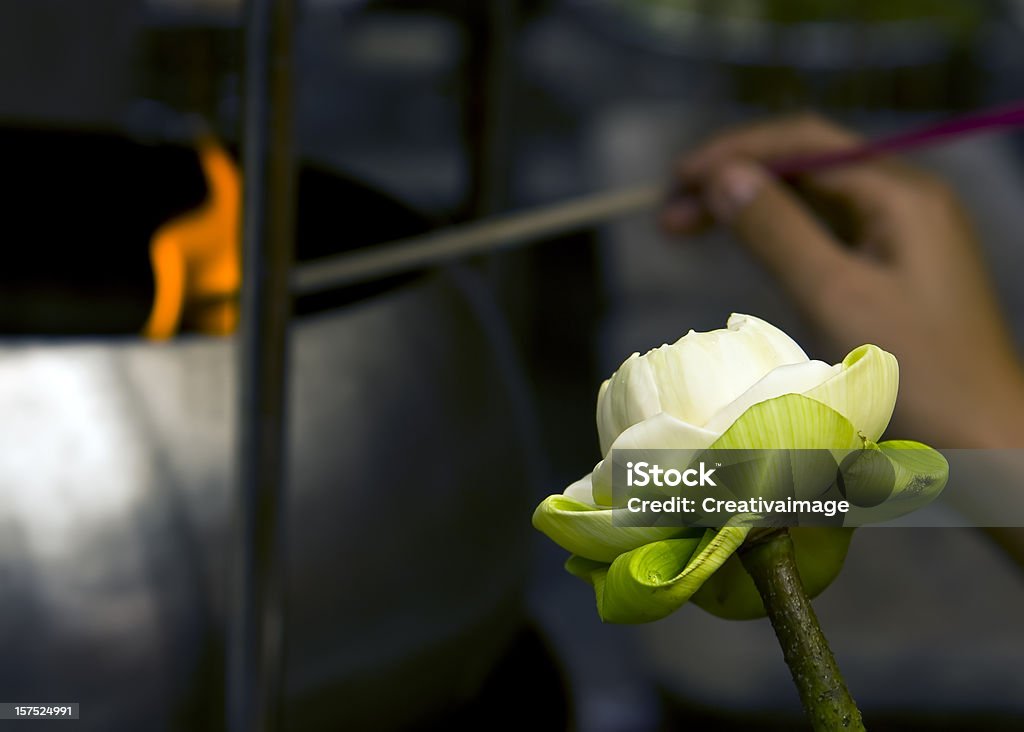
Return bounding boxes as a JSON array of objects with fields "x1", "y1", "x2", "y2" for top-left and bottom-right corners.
[
  {"x1": 706, "y1": 162, "x2": 765, "y2": 222},
  {"x1": 660, "y1": 198, "x2": 701, "y2": 232}
]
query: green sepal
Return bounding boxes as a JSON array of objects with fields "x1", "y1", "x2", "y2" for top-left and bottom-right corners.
[
  {"x1": 533, "y1": 494, "x2": 687, "y2": 563},
  {"x1": 565, "y1": 555, "x2": 611, "y2": 619},
  {"x1": 567, "y1": 527, "x2": 749, "y2": 623},
  {"x1": 692, "y1": 527, "x2": 855, "y2": 619},
  {"x1": 707, "y1": 393, "x2": 864, "y2": 452},
  {"x1": 842, "y1": 440, "x2": 948, "y2": 525}
]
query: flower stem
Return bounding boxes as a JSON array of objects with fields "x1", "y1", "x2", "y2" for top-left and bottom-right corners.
[{"x1": 739, "y1": 528, "x2": 865, "y2": 731}]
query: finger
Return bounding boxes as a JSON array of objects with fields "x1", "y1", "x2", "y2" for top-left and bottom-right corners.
[
  {"x1": 679, "y1": 114, "x2": 861, "y2": 179},
  {"x1": 677, "y1": 114, "x2": 913, "y2": 218},
  {"x1": 659, "y1": 193, "x2": 715, "y2": 236},
  {"x1": 704, "y1": 159, "x2": 872, "y2": 311}
]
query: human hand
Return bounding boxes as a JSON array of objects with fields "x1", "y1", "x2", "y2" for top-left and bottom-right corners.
[{"x1": 661, "y1": 114, "x2": 1024, "y2": 449}]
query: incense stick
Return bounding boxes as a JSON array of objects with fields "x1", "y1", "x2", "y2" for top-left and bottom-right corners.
[
  {"x1": 292, "y1": 101, "x2": 1024, "y2": 296},
  {"x1": 292, "y1": 183, "x2": 663, "y2": 295},
  {"x1": 769, "y1": 100, "x2": 1024, "y2": 177}
]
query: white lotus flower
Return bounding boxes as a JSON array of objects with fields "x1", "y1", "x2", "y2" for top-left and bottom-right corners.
[
  {"x1": 533, "y1": 313, "x2": 947, "y2": 624},
  {"x1": 585, "y1": 314, "x2": 898, "y2": 506}
]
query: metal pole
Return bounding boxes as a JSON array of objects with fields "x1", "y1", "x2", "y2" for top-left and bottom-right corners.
[
  {"x1": 229, "y1": 0, "x2": 296, "y2": 730},
  {"x1": 463, "y1": 0, "x2": 515, "y2": 219}
]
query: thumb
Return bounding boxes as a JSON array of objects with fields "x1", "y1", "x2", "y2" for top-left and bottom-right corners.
[{"x1": 703, "y1": 160, "x2": 856, "y2": 309}]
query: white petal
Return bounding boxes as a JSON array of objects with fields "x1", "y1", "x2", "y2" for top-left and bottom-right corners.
[
  {"x1": 563, "y1": 473, "x2": 597, "y2": 505},
  {"x1": 726, "y1": 313, "x2": 809, "y2": 363},
  {"x1": 591, "y1": 412, "x2": 719, "y2": 505},
  {"x1": 803, "y1": 344, "x2": 899, "y2": 441},
  {"x1": 596, "y1": 354, "x2": 662, "y2": 455},
  {"x1": 641, "y1": 314, "x2": 809, "y2": 426},
  {"x1": 594, "y1": 314, "x2": 810, "y2": 452},
  {"x1": 703, "y1": 360, "x2": 840, "y2": 435}
]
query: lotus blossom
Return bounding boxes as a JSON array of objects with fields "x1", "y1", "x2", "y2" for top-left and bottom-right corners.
[{"x1": 533, "y1": 314, "x2": 946, "y2": 623}]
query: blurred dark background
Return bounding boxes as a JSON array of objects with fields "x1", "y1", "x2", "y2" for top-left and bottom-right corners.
[{"x1": 2, "y1": 1, "x2": 1024, "y2": 730}]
